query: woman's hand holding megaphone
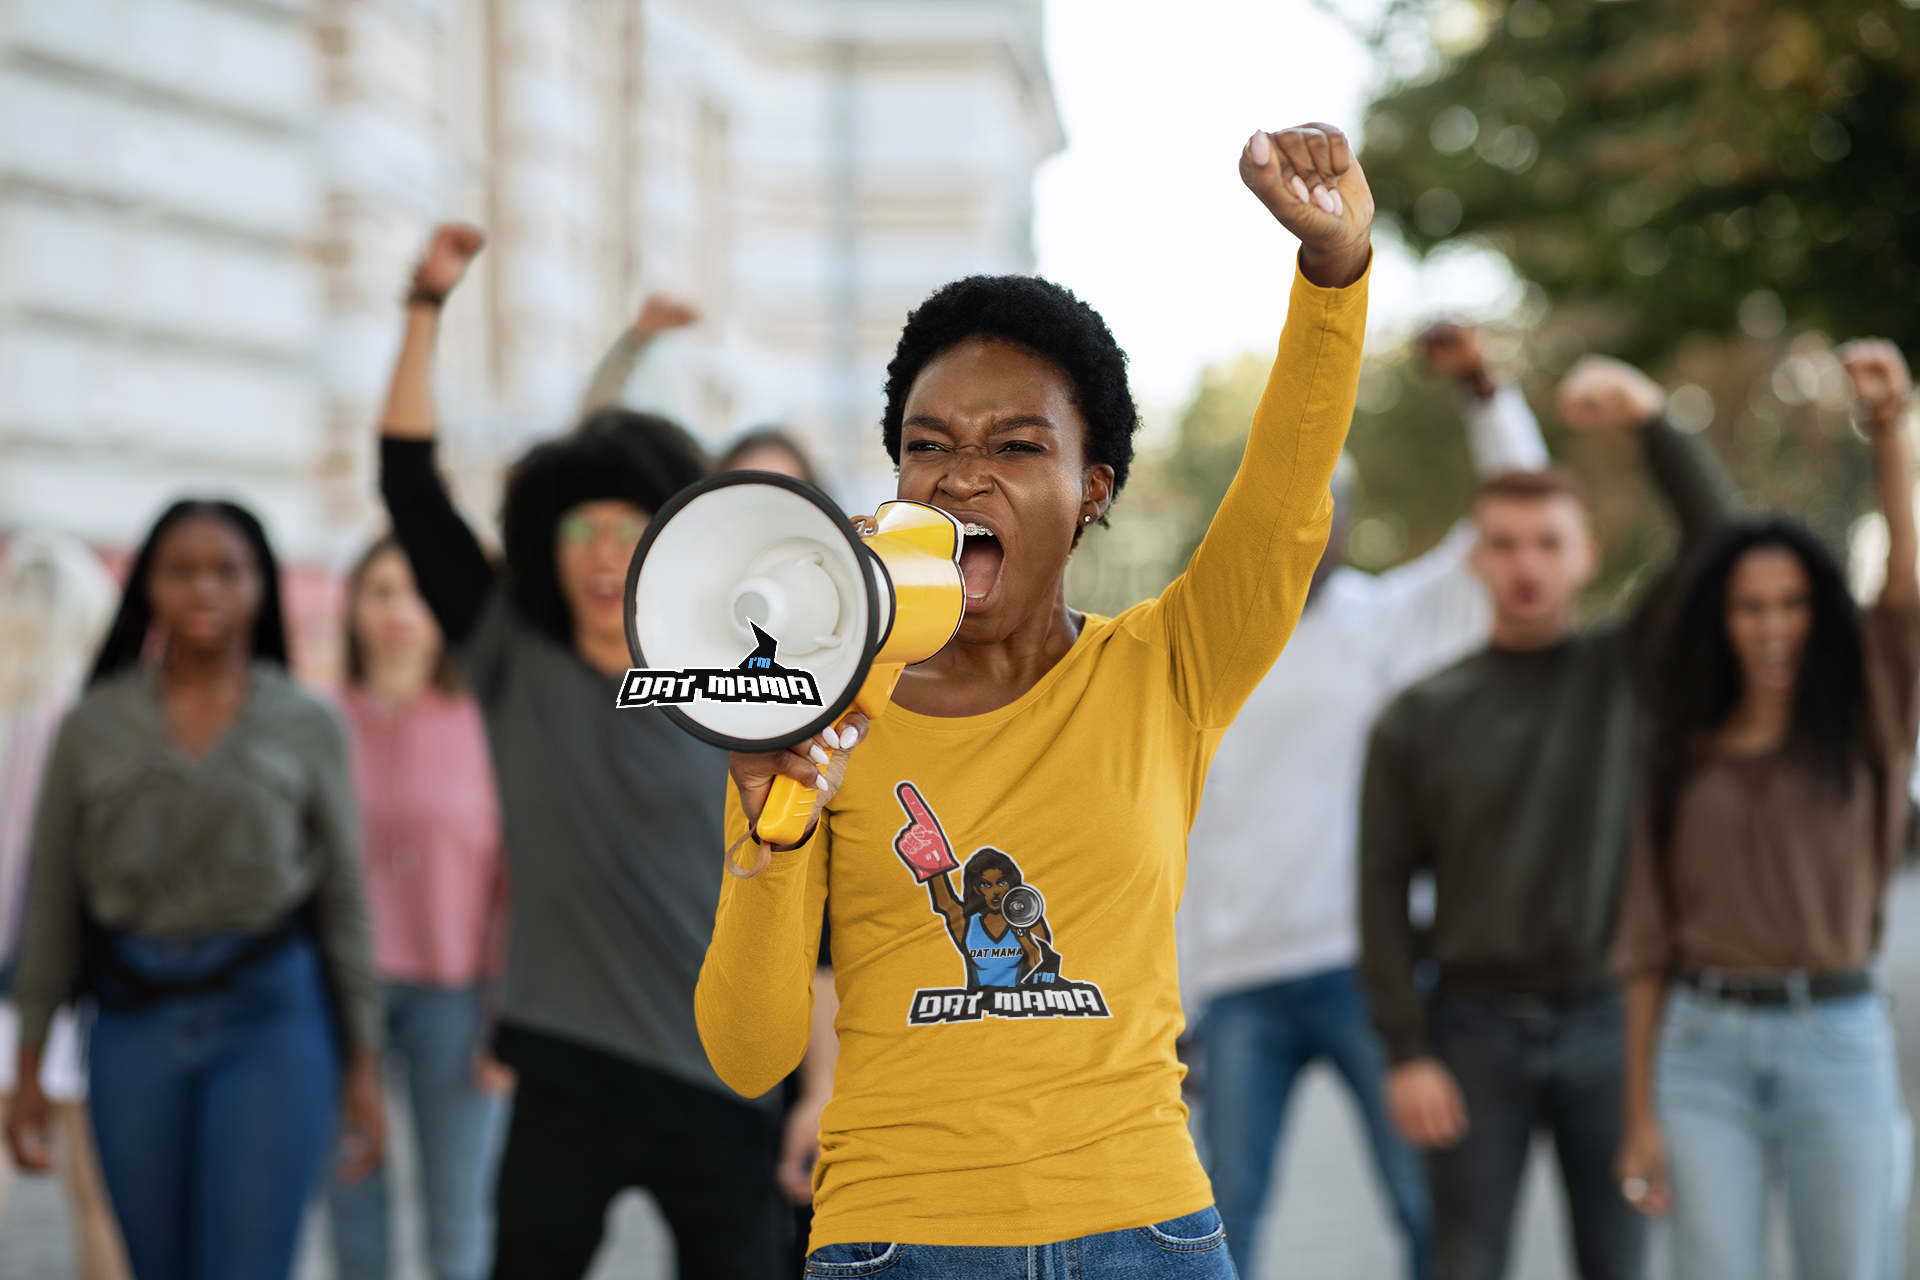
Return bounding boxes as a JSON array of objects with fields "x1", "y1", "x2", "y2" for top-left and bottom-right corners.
[{"x1": 731, "y1": 711, "x2": 872, "y2": 850}]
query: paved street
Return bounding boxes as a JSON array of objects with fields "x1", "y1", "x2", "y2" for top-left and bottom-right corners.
[{"x1": 11, "y1": 871, "x2": 1920, "y2": 1278}]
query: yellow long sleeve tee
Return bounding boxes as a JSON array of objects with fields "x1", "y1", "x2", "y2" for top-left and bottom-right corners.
[{"x1": 696, "y1": 261, "x2": 1368, "y2": 1249}]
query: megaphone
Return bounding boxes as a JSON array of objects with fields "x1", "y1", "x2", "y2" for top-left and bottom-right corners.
[
  {"x1": 1001, "y1": 884, "x2": 1044, "y2": 930},
  {"x1": 622, "y1": 472, "x2": 966, "y2": 847}
]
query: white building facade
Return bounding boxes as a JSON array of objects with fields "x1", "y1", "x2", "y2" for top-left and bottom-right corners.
[{"x1": 0, "y1": 0, "x2": 1060, "y2": 669}]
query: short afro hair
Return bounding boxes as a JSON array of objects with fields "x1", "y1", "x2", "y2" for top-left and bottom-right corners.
[
  {"x1": 881, "y1": 275, "x2": 1139, "y2": 496},
  {"x1": 501, "y1": 408, "x2": 709, "y2": 644}
]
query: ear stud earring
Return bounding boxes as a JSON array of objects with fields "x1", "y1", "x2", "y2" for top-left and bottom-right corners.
[{"x1": 1083, "y1": 514, "x2": 1093, "y2": 524}]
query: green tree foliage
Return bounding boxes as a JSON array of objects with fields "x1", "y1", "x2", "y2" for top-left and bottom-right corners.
[
  {"x1": 1069, "y1": 1, "x2": 1916, "y2": 620},
  {"x1": 1360, "y1": 0, "x2": 1920, "y2": 363},
  {"x1": 1068, "y1": 351, "x2": 1517, "y2": 616},
  {"x1": 1327, "y1": 0, "x2": 1912, "y2": 605}
]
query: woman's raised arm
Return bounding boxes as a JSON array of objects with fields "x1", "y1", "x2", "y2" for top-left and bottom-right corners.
[
  {"x1": 1840, "y1": 340, "x2": 1917, "y2": 606},
  {"x1": 378, "y1": 225, "x2": 497, "y2": 645},
  {"x1": 578, "y1": 294, "x2": 699, "y2": 418},
  {"x1": 1155, "y1": 124, "x2": 1373, "y2": 730},
  {"x1": 381, "y1": 225, "x2": 484, "y2": 441}
]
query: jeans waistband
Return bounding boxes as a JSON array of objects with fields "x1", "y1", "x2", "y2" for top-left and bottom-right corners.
[
  {"x1": 1436, "y1": 985, "x2": 1618, "y2": 1013},
  {"x1": 108, "y1": 931, "x2": 261, "y2": 983},
  {"x1": 93, "y1": 916, "x2": 307, "y2": 1011},
  {"x1": 1677, "y1": 967, "x2": 1872, "y2": 1005}
]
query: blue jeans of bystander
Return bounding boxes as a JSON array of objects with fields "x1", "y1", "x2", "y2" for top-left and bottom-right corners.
[
  {"x1": 88, "y1": 931, "x2": 341, "y2": 1280},
  {"x1": 803, "y1": 1207, "x2": 1237, "y2": 1278},
  {"x1": 1658, "y1": 986, "x2": 1911, "y2": 1280},
  {"x1": 328, "y1": 982, "x2": 507, "y2": 1280},
  {"x1": 1202, "y1": 967, "x2": 1432, "y2": 1280}
]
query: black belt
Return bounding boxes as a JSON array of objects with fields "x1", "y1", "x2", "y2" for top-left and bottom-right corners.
[{"x1": 1677, "y1": 968, "x2": 1872, "y2": 1005}]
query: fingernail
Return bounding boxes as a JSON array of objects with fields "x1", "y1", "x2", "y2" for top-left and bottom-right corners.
[
  {"x1": 1249, "y1": 131, "x2": 1270, "y2": 166},
  {"x1": 842, "y1": 726, "x2": 860, "y2": 748},
  {"x1": 1312, "y1": 186, "x2": 1335, "y2": 213},
  {"x1": 810, "y1": 745, "x2": 830, "y2": 766},
  {"x1": 1290, "y1": 175, "x2": 1311, "y2": 204},
  {"x1": 822, "y1": 726, "x2": 842, "y2": 750},
  {"x1": 1329, "y1": 189, "x2": 1344, "y2": 217},
  {"x1": 816, "y1": 772, "x2": 830, "y2": 789}
]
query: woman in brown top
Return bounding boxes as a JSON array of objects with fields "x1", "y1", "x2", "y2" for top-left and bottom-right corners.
[{"x1": 1614, "y1": 340, "x2": 1919, "y2": 1280}]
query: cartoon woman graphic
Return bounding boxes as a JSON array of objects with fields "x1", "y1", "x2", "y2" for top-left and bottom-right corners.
[
  {"x1": 893, "y1": 783, "x2": 1060, "y2": 989},
  {"x1": 935, "y1": 849, "x2": 1052, "y2": 988}
]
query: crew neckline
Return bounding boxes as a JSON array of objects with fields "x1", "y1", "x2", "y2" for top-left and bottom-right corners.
[
  {"x1": 1487, "y1": 634, "x2": 1578, "y2": 660},
  {"x1": 884, "y1": 613, "x2": 1110, "y2": 734}
]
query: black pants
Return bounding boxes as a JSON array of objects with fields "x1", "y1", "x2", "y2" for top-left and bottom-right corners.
[
  {"x1": 1427, "y1": 990, "x2": 1645, "y2": 1280},
  {"x1": 491, "y1": 1025, "x2": 787, "y2": 1280}
]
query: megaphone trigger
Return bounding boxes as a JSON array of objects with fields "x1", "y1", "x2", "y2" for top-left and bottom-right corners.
[{"x1": 622, "y1": 475, "x2": 966, "y2": 853}]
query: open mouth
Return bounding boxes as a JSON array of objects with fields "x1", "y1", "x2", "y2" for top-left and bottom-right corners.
[
  {"x1": 958, "y1": 523, "x2": 1005, "y2": 607},
  {"x1": 587, "y1": 576, "x2": 625, "y2": 611}
]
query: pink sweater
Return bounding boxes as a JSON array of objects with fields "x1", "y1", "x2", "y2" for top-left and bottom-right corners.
[{"x1": 341, "y1": 686, "x2": 505, "y2": 988}]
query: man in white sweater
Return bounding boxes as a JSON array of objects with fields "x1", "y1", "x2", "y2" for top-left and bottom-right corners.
[{"x1": 1181, "y1": 324, "x2": 1549, "y2": 1280}]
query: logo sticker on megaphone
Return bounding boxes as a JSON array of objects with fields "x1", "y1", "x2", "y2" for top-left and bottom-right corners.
[
  {"x1": 620, "y1": 472, "x2": 967, "y2": 847},
  {"x1": 615, "y1": 623, "x2": 825, "y2": 709}
]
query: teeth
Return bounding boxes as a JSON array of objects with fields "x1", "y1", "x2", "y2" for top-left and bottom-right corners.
[{"x1": 963, "y1": 524, "x2": 995, "y2": 538}]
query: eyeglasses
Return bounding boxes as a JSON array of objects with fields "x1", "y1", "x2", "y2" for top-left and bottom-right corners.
[{"x1": 558, "y1": 514, "x2": 649, "y2": 547}]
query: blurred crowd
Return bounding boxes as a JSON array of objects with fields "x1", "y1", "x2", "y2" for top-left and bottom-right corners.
[{"x1": 0, "y1": 201, "x2": 1916, "y2": 1280}]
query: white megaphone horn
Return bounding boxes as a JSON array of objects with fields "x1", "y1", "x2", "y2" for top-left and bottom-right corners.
[{"x1": 622, "y1": 472, "x2": 966, "y2": 847}]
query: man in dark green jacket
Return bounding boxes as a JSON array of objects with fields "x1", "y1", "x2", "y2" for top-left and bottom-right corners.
[{"x1": 1359, "y1": 356, "x2": 1736, "y2": 1280}]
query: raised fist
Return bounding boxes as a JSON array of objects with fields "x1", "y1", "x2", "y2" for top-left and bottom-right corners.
[
  {"x1": 1556, "y1": 355, "x2": 1665, "y2": 433},
  {"x1": 893, "y1": 782, "x2": 960, "y2": 883},
  {"x1": 1837, "y1": 339, "x2": 1913, "y2": 430},
  {"x1": 413, "y1": 223, "x2": 486, "y2": 300},
  {"x1": 1418, "y1": 321, "x2": 1494, "y2": 397},
  {"x1": 1240, "y1": 122, "x2": 1374, "y2": 290},
  {"x1": 636, "y1": 294, "x2": 700, "y2": 337}
]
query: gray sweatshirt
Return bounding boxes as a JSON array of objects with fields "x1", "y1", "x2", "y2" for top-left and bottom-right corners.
[{"x1": 382, "y1": 438, "x2": 739, "y2": 1098}]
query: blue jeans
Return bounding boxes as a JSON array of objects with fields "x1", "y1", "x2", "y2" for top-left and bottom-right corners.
[
  {"x1": 1427, "y1": 990, "x2": 1642, "y2": 1280},
  {"x1": 802, "y1": 1208, "x2": 1236, "y2": 1277},
  {"x1": 88, "y1": 930, "x2": 342, "y2": 1280},
  {"x1": 1658, "y1": 986, "x2": 1911, "y2": 1280},
  {"x1": 328, "y1": 983, "x2": 508, "y2": 1280},
  {"x1": 1203, "y1": 967, "x2": 1432, "y2": 1280}
]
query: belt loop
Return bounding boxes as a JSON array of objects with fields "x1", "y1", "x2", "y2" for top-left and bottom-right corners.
[{"x1": 1787, "y1": 970, "x2": 1812, "y2": 1012}]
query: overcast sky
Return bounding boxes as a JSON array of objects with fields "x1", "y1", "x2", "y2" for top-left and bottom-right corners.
[{"x1": 1033, "y1": 0, "x2": 1522, "y2": 418}]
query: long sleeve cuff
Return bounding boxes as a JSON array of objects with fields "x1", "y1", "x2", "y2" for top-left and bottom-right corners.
[
  {"x1": 13, "y1": 998, "x2": 56, "y2": 1054},
  {"x1": 1387, "y1": 1041, "x2": 1430, "y2": 1066},
  {"x1": 1459, "y1": 383, "x2": 1551, "y2": 478}
]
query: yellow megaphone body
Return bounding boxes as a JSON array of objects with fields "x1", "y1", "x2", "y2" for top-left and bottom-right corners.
[{"x1": 621, "y1": 472, "x2": 965, "y2": 847}]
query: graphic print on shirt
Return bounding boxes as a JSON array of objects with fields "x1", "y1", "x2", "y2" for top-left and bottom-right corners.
[{"x1": 891, "y1": 781, "x2": 1111, "y2": 1026}]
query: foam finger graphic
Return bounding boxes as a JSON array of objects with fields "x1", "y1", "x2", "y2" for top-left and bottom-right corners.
[{"x1": 893, "y1": 781, "x2": 960, "y2": 881}]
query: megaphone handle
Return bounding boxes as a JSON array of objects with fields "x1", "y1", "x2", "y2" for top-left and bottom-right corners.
[
  {"x1": 752, "y1": 665, "x2": 910, "y2": 849},
  {"x1": 757, "y1": 774, "x2": 818, "y2": 848}
]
